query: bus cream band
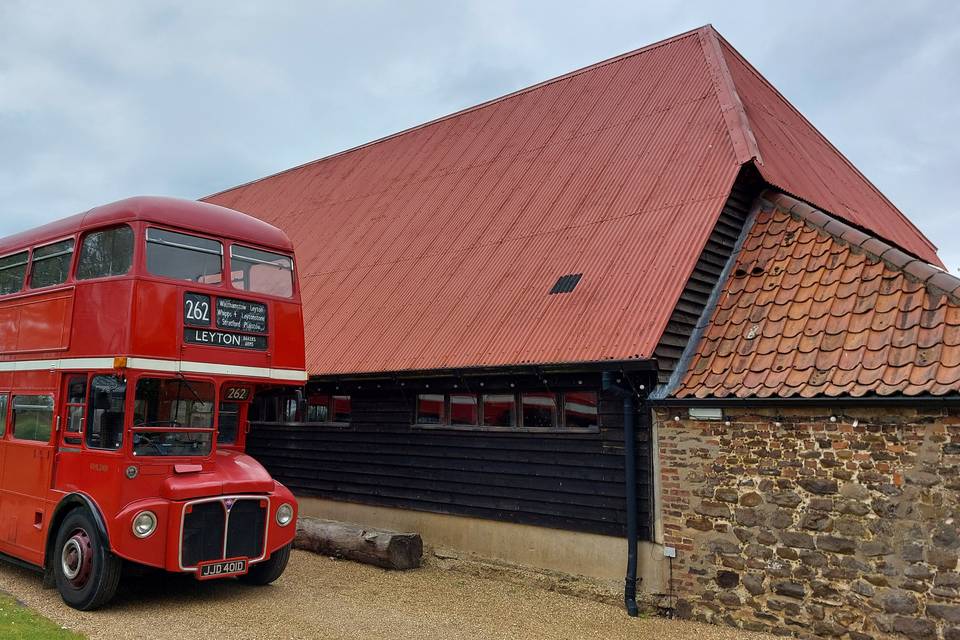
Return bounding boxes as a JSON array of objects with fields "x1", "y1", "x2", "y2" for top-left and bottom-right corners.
[{"x1": 0, "y1": 356, "x2": 308, "y2": 382}]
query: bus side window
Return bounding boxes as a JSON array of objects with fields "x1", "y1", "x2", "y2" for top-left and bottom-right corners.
[
  {"x1": 77, "y1": 226, "x2": 134, "y2": 280},
  {"x1": 0, "y1": 251, "x2": 29, "y2": 295},
  {"x1": 86, "y1": 376, "x2": 126, "y2": 450},
  {"x1": 12, "y1": 395, "x2": 54, "y2": 442},
  {"x1": 29, "y1": 239, "x2": 75, "y2": 289},
  {"x1": 0, "y1": 393, "x2": 8, "y2": 436}
]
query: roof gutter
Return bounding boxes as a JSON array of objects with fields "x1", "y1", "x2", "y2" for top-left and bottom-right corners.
[{"x1": 310, "y1": 359, "x2": 656, "y2": 383}]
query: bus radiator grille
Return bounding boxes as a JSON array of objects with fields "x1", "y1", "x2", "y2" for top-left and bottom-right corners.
[
  {"x1": 181, "y1": 501, "x2": 226, "y2": 567},
  {"x1": 181, "y1": 498, "x2": 267, "y2": 568},
  {"x1": 225, "y1": 499, "x2": 267, "y2": 559}
]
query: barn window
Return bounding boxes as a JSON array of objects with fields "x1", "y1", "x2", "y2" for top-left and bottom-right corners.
[
  {"x1": 482, "y1": 394, "x2": 516, "y2": 427},
  {"x1": 414, "y1": 390, "x2": 599, "y2": 432},
  {"x1": 449, "y1": 394, "x2": 479, "y2": 426},
  {"x1": 251, "y1": 390, "x2": 351, "y2": 425},
  {"x1": 416, "y1": 394, "x2": 445, "y2": 425},
  {"x1": 521, "y1": 392, "x2": 558, "y2": 429},
  {"x1": 563, "y1": 392, "x2": 599, "y2": 430},
  {"x1": 306, "y1": 393, "x2": 352, "y2": 424}
]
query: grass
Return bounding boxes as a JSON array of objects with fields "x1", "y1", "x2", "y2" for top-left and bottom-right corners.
[{"x1": 0, "y1": 593, "x2": 84, "y2": 639}]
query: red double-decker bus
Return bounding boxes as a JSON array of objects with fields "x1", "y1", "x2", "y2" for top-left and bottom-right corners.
[{"x1": 0, "y1": 196, "x2": 306, "y2": 609}]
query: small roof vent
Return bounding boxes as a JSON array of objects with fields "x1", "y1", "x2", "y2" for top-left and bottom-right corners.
[{"x1": 549, "y1": 273, "x2": 582, "y2": 295}]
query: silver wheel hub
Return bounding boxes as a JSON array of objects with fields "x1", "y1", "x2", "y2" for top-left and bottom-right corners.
[{"x1": 61, "y1": 538, "x2": 83, "y2": 580}]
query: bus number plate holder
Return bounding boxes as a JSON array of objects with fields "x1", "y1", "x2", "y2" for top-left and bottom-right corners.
[{"x1": 196, "y1": 557, "x2": 248, "y2": 580}]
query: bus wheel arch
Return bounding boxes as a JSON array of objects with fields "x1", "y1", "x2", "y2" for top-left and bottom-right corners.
[
  {"x1": 50, "y1": 506, "x2": 122, "y2": 610},
  {"x1": 46, "y1": 494, "x2": 111, "y2": 564},
  {"x1": 43, "y1": 493, "x2": 122, "y2": 609}
]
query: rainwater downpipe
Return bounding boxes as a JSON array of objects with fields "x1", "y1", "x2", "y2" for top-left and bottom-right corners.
[{"x1": 603, "y1": 371, "x2": 639, "y2": 617}]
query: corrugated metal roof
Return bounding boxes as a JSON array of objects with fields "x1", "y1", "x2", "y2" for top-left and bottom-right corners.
[
  {"x1": 713, "y1": 35, "x2": 941, "y2": 266},
  {"x1": 204, "y1": 26, "x2": 941, "y2": 375}
]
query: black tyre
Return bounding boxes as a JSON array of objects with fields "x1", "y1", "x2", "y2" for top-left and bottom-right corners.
[
  {"x1": 52, "y1": 509, "x2": 122, "y2": 611},
  {"x1": 240, "y1": 543, "x2": 291, "y2": 585}
]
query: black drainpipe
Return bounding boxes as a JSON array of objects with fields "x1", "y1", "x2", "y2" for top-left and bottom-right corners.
[{"x1": 603, "y1": 371, "x2": 640, "y2": 617}]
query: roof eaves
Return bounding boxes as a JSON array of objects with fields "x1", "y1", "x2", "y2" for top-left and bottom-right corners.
[{"x1": 696, "y1": 25, "x2": 763, "y2": 166}]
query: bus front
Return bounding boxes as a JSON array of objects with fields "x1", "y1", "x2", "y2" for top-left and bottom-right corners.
[{"x1": 104, "y1": 209, "x2": 307, "y2": 591}]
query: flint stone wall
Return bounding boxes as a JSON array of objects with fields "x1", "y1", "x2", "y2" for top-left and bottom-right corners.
[{"x1": 656, "y1": 407, "x2": 960, "y2": 640}]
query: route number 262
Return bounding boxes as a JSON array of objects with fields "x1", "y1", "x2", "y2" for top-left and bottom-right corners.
[
  {"x1": 185, "y1": 298, "x2": 211, "y2": 323},
  {"x1": 225, "y1": 387, "x2": 251, "y2": 401}
]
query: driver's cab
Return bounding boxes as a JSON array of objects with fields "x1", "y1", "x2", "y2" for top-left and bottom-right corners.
[
  {"x1": 129, "y1": 374, "x2": 254, "y2": 458},
  {"x1": 131, "y1": 375, "x2": 216, "y2": 458}
]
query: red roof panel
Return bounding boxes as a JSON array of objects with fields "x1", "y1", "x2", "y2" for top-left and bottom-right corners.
[
  {"x1": 205, "y1": 26, "x2": 941, "y2": 375},
  {"x1": 715, "y1": 37, "x2": 940, "y2": 265}
]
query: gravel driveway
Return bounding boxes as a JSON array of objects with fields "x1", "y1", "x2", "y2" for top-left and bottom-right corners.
[{"x1": 0, "y1": 550, "x2": 774, "y2": 640}]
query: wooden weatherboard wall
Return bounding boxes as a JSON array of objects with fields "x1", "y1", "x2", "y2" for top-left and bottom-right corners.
[
  {"x1": 248, "y1": 371, "x2": 655, "y2": 539},
  {"x1": 653, "y1": 165, "x2": 763, "y2": 384}
]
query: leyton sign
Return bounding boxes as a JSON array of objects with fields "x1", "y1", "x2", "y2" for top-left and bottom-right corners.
[{"x1": 183, "y1": 293, "x2": 268, "y2": 351}]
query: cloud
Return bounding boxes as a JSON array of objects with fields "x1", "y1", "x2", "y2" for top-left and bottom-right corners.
[{"x1": 1, "y1": 0, "x2": 957, "y2": 269}]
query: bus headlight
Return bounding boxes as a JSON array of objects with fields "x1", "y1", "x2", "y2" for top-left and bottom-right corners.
[
  {"x1": 276, "y1": 503, "x2": 294, "y2": 527},
  {"x1": 132, "y1": 511, "x2": 158, "y2": 538}
]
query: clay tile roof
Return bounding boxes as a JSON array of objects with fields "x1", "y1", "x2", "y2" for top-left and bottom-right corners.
[{"x1": 675, "y1": 192, "x2": 960, "y2": 399}]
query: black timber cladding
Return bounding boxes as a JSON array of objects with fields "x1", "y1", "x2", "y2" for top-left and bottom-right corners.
[
  {"x1": 248, "y1": 370, "x2": 655, "y2": 539},
  {"x1": 653, "y1": 164, "x2": 763, "y2": 384}
]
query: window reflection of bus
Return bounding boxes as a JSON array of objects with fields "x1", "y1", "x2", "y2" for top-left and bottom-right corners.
[{"x1": 0, "y1": 197, "x2": 307, "y2": 610}]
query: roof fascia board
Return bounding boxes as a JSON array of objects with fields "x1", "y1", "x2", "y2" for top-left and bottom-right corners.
[
  {"x1": 308, "y1": 359, "x2": 658, "y2": 383},
  {"x1": 697, "y1": 26, "x2": 763, "y2": 166}
]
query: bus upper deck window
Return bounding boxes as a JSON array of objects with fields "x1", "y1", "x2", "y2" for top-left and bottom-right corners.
[
  {"x1": 230, "y1": 245, "x2": 294, "y2": 298},
  {"x1": 0, "y1": 251, "x2": 28, "y2": 295},
  {"x1": 77, "y1": 225, "x2": 134, "y2": 280},
  {"x1": 145, "y1": 228, "x2": 223, "y2": 284},
  {"x1": 30, "y1": 239, "x2": 74, "y2": 289}
]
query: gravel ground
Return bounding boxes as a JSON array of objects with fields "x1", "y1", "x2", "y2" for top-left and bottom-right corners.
[{"x1": 0, "y1": 551, "x2": 775, "y2": 640}]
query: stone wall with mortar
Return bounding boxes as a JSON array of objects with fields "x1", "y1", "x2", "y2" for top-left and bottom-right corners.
[{"x1": 656, "y1": 406, "x2": 960, "y2": 640}]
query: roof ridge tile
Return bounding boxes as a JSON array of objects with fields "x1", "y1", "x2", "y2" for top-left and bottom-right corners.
[{"x1": 766, "y1": 192, "x2": 959, "y2": 303}]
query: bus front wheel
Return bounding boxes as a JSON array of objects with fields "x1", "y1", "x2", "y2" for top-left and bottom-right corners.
[
  {"x1": 52, "y1": 509, "x2": 122, "y2": 610},
  {"x1": 240, "y1": 543, "x2": 291, "y2": 585}
]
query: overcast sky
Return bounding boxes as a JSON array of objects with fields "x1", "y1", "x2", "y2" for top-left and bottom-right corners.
[{"x1": 1, "y1": 1, "x2": 958, "y2": 269}]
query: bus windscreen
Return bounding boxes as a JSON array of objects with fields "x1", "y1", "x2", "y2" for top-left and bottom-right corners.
[
  {"x1": 145, "y1": 228, "x2": 223, "y2": 284},
  {"x1": 230, "y1": 244, "x2": 294, "y2": 298},
  {"x1": 132, "y1": 377, "x2": 215, "y2": 456}
]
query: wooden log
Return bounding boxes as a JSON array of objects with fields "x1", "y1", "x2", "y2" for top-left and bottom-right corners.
[{"x1": 293, "y1": 516, "x2": 423, "y2": 570}]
